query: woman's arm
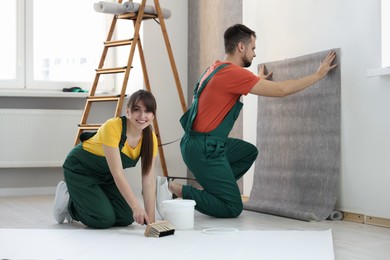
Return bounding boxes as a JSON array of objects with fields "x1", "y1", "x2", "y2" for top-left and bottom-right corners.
[
  {"x1": 141, "y1": 157, "x2": 156, "y2": 223},
  {"x1": 103, "y1": 144, "x2": 148, "y2": 225},
  {"x1": 250, "y1": 51, "x2": 337, "y2": 97}
]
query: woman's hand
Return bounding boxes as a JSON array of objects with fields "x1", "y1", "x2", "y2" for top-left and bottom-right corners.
[{"x1": 132, "y1": 206, "x2": 150, "y2": 225}]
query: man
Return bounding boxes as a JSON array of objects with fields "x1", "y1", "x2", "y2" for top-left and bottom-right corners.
[{"x1": 157, "y1": 24, "x2": 337, "y2": 218}]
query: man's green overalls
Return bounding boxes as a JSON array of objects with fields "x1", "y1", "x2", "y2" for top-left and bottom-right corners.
[
  {"x1": 63, "y1": 116, "x2": 137, "y2": 228},
  {"x1": 180, "y1": 64, "x2": 258, "y2": 218}
]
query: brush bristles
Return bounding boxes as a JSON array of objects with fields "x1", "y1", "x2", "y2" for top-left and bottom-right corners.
[{"x1": 144, "y1": 221, "x2": 176, "y2": 237}]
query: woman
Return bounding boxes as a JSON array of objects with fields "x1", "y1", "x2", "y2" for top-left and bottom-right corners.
[{"x1": 54, "y1": 89, "x2": 157, "y2": 228}]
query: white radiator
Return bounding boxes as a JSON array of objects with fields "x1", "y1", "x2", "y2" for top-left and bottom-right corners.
[{"x1": 0, "y1": 109, "x2": 83, "y2": 167}]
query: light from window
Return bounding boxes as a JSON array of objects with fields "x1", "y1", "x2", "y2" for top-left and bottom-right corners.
[
  {"x1": 382, "y1": 0, "x2": 390, "y2": 67},
  {"x1": 0, "y1": 2, "x2": 16, "y2": 80},
  {"x1": 31, "y1": 0, "x2": 106, "y2": 86},
  {"x1": 0, "y1": 0, "x2": 112, "y2": 90}
]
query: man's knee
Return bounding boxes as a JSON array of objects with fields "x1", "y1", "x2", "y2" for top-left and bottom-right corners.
[
  {"x1": 226, "y1": 201, "x2": 243, "y2": 218},
  {"x1": 249, "y1": 143, "x2": 259, "y2": 158}
]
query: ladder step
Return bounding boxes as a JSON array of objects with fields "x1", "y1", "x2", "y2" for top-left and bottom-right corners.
[
  {"x1": 96, "y1": 66, "x2": 128, "y2": 74},
  {"x1": 117, "y1": 12, "x2": 157, "y2": 20},
  {"x1": 104, "y1": 39, "x2": 134, "y2": 47},
  {"x1": 78, "y1": 124, "x2": 102, "y2": 130},
  {"x1": 87, "y1": 95, "x2": 122, "y2": 102}
]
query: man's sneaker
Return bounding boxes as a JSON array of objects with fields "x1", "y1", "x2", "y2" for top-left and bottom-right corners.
[
  {"x1": 53, "y1": 181, "x2": 70, "y2": 224},
  {"x1": 156, "y1": 176, "x2": 173, "y2": 218}
]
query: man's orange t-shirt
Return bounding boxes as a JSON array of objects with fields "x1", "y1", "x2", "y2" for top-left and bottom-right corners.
[{"x1": 192, "y1": 60, "x2": 260, "y2": 133}]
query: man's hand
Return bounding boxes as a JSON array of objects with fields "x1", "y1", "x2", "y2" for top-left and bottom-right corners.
[
  {"x1": 258, "y1": 64, "x2": 273, "y2": 80},
  {"x1": 316, "y1": 51, "x2": 338, "y2": 79}
]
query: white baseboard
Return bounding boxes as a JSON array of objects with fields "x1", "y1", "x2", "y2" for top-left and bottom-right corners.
[{"x1": 0, "y1": 186, "x2": 56, "y2": 197}]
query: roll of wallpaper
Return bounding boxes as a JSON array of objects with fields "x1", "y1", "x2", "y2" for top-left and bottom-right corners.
[
  {"x1": 94, "y1": 1, "x2": 171, "y2": 19},
  {"x1": 93, "y1": 1, "x2": 134, "y2": 14},
  {"x1": 327, "y1": 210, "x2": 343, "y2": 221},
  {"x1": 122, "y1": 1, "x2": 135, "y2": 11},
  {"x1": 134, "y1": 3, "x2": 172, "y2": 19}
]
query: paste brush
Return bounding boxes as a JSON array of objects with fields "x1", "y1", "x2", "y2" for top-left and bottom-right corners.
[{"x1": 144, "y1": 220, "x2": 175, "y2": 237}]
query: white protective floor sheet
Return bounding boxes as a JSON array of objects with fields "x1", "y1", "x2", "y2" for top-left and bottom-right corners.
[{"x1": 0, "y1": 227, "x2": 334, "y2": 260}]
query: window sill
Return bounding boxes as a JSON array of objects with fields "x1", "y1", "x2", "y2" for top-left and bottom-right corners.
[
  {"x1": 365, "y1": 67, "x2": 390, "y2": 77},
  {"x1": 0, "y1": 89, "x2": 89, "y2": 98}
]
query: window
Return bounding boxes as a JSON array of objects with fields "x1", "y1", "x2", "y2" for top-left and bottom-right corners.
[
  {"x1": 0, "y1": 0, "x2": 112, "y2": 91},
  {"x1": 0, "y1": 2, "x2": 18, "y2": 86},
  {"x1": 366, "y1": 0, "x2": 390, "y2": 77},
  {"x1": 382, "y1": 0, "x2": 389, "y2": 67}
]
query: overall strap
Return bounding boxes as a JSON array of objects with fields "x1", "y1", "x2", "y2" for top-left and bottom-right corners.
[
  {"x1": 194, "y1": 63, "x2": 230, "y2": 98},
  {"x1": 119, "y1": 116, "x2": 127, "y2": 147},
  {"x1": 192, "y1": 69, "x2": 209, "y2": 96},
  {"x1": 181, "y1": 63, "x2": 230, "y2": 132}
]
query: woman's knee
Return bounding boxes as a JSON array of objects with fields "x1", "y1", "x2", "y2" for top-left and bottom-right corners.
[
  {"x1": 83, "y1": 212, "x2": 116, "y2": 229},
  {"x1": 114, "y1": 217, "x2": 134, "y2": 227}
]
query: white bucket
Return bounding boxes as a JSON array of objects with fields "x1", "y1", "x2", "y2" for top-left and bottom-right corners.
[{"x1": 162, "y1": 199, "x2": 196, "y2": 229}]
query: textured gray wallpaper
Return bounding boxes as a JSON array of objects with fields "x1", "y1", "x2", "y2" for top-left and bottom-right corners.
[{"x1": 244, "y1": 49, "x2": 341, "y2": 221}]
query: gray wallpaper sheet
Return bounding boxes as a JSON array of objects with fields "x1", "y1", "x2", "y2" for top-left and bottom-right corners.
[{"x1": 244, "y1": 49, "x2": 341, "y2": 221}]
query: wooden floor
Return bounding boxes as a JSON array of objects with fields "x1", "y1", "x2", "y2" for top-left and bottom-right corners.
[{"x1": 0, "y1": 195, "x2": 390, "y2": 259}]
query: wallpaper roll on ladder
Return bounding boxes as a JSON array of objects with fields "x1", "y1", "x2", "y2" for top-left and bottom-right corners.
[
  {"x1": 134, "y1": 2, "x2": 172, "y2": 19},
  {"x1": 94, "y1": 1, "x2": 172, "y2": 18},
  {"x1": 93, "y1": 1, "x2": 133, "y2": 14}
]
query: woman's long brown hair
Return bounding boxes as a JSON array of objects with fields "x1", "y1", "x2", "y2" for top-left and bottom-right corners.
[{"x1": 127, "y1": 90, "x2": 157, "y2": 176}]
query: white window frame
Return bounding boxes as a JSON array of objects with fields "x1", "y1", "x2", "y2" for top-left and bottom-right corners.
[
  {"x1": 0, "y1": 0, "x2": 115, "y2": 91},
  {"x1": 381, "y1": 0, "x2": 389, "y2": 68},
  {"x1": 0, "y1": 1, "x2": 24, "y2": 89},
  {"x1": 17, "y1": 0, "x2": 25, "y2": 89},
  {"x1": 366, "y1": 0, "x2": 390, "y2": 77}
]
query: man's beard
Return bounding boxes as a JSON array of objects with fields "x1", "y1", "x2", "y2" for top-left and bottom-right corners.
[{"x1": 243, "y1": 56, "x2": 252, "y2": 68}]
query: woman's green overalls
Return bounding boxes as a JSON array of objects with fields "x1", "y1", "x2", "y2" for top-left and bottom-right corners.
[
  {"x1": 180, "y1": 64, "x2": 258, "y2": 218},
  {"x1": 63, "y1": 116, "x2": 138, "y2": 229}
]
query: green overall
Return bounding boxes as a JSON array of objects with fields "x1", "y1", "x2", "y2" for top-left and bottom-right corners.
[
  {"x1": 180, "y1": 64, "x2": 258, "y2": 218},
  {"x1": 63, "y1": 116, "x2": 138, "y2": 229}
]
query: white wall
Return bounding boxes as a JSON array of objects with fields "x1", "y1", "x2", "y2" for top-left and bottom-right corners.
[
  {"x1": 243, "y1": 0, "x2": 390, "y2": 218},
  {"x1": 134, "y1": 0, "x2": 188, "y2": 180}
]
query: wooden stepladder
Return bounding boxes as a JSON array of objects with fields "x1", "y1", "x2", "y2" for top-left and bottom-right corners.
[{"x1": 74, "y1": 0, "x2": 187, "y2": 177}]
